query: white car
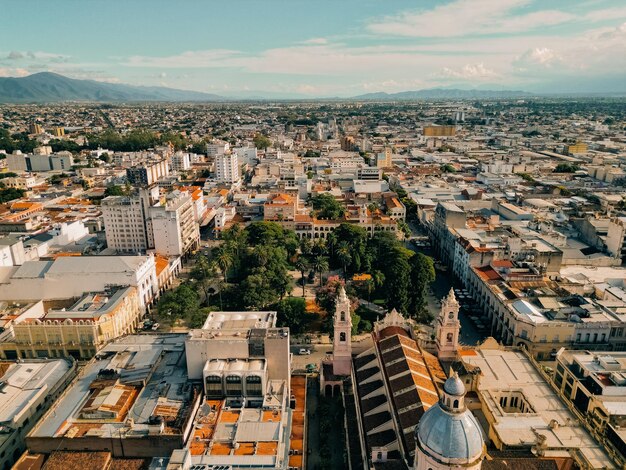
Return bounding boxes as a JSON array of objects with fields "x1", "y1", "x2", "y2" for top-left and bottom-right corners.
[
  {"x1": 299, "y1": 348, "x2": 311, "y2": 355},
  {"x1": 151, "y1": 323, "x2": 160, "y2": 331}
]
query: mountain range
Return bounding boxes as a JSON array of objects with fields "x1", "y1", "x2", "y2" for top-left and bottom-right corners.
[
  {"x1": 0, "y1": 72, "x2": 224, "y2": 103},
  {"x1": 352, "y1": 89, "x2": 533, "y2": 100},
  {"x1": 0, "y1": 72, "x2": 614, "y2": 103}
]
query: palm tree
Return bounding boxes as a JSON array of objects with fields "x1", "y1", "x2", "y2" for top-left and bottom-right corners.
[
  {"x1": 336, "y1": 242, "x2": 352, "y2": 280},
  {"x1": 213, "y1": 245, "x2": 233, "y2": 282},
  {"x1": 312, "y1": 255, "x2": 329, "y2": 287},
  {"x1": 364, "y1": 277, "x2": 375, "y2": 303},
  {"x1": 295, "y1": 258, "x2": 309, "y2": 297}
]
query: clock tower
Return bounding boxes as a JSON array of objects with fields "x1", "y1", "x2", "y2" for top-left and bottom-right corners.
[{"x1": 435, "y1": 288, "x2": 460, "y2": 360}]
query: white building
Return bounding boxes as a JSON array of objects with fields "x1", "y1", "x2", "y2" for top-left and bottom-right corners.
[
  {"x1": 0, "y1": 255, "x2": 158, "y2": 307},
  {"x1": 7, "y1": 151, "x2": 74, "y2": 172},
  {"x1": 207, "y1": 141, "x2": 229, "y2": 157},
  {"x1": 215, "y1": 151, "x2": 240, "y2": 183},
  {"x1": 0, "y1": 359, "x2": 75, "y2": 470},
  {"x1": 150, "y1": 190, "x2": 200, "y2": 257},
  {"x1": 102, "y1": 187, "x2": 198, "y2": 257},
  {"x1": 170, "y1": 151, "x2": 191, "y2": 172}
]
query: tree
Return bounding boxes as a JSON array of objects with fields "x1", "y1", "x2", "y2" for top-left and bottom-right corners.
[
  {"x1": 295, "y1": 258, "x2": 309, "y2": 297},
  {"x1": 213, "y1": 245, "x2": 234, "y2": 282},
  {"x1": 310, "y1": 194, "x2": 345, "y2": 219},
  {"x1": 253, "y1": 133, "x2": 272, "y2": 150},
  {"x1": 191, "y1": 254, "x2": 219, "y2": 306},
  {"x1": 275, "y1": 297, "x2": 310, "y2": 334},
  {"x1": 312, "y1": 255, "x2": 330, "y2": 287},
  {"x1": 336, "y1": 242, "x2": 352, "y2": 280},
  {"x1": 554, "y1": 163, "x2": 579, "y2": 173},
  {"x1": 440, "y1": 163, "x2": 456, "y2": 173},
  {"x1": 0, "y1": 188, "x2": 25, "y2": 203},
  {"x1": 157, "y1": 282, "x2": 200, "y2": 321},
  {"x1": 104, "y1": 185, "x2": 125, "y2": 197},
  {"x1": 409, "y1": 253, "x2": 435, "y2": 320}
]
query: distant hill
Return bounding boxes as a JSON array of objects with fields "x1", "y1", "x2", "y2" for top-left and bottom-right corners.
[
  {"x1": 0, "y1": 72, "x2": 225, "y2": 103},
  {"x1": 352, "y1": 88, "x2": 533, "y2": 100}
]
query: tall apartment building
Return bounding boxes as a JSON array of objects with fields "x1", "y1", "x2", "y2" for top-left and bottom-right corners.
[
  {"x1": 101, "y1": 194, "x2": 149, "y2": 253},
  {"x1": 376, "y1": 147, "x2": 393, "y2": 168},
  {"x1": 170, "y1": 151, "x2": 191, "y2": 171},
  {"x1": 215, "y1": 151, "x2": 240, "y2": 183},
  {"x1": 206, "y1": 141, "x2": 229, "y2": 157},
  {"x1": 28, "y1": 123, "x2": 43, "y2": 134},
  {"x1": 126, "y1": 159, "x2": 169, "y2": 186},
  {"x1": 102, "y1": 187, "x2": 199, "y2": 257},
  {"x1": 150, "y1": 190, "x2": 200, "y2": 257}
]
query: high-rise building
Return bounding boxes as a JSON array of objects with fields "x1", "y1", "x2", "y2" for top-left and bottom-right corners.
[
  {"x1": 126, "y1": 159, "x2": 169, "y2": 186},
  {"x1": 215, "y1": 151, "x2": 240, "y2": 183},
  {"x1": 28, "y1": 123, "x2": 43, "y2": 135},
  {"x1": 102, "y1": 187, "x2": 198, "y2": 257},
  {"x1": 376, "y1": 146, "x2": 393, "y2": 168},
  {"x1": 150, "y1": 190, "x2": 200, "y2": 257},
  {"x1": 52, "y1": 127, "x2": 65, "y2": 137}
]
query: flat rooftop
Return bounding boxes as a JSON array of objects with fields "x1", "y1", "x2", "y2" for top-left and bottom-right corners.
[
  {"x1": 30, "y1": 334, "x2": 196, "y2": 440},
  {"x1": 0, "y1": 360, "x2": 71, "y2": 427},
  {"x1": 200, "y1": 311, "x2": 277, "y2": 331},
  {"x1": 462, "y1": 347, "x2": 614, "y2": 469},
  {"x1": 188, "y1": 380, "x2": 289, "y2": 468}
]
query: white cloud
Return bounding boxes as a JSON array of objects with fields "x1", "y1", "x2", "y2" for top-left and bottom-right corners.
[
  {"x1": 367, "y1": 0, "x2": 574, "y2": 37},
  {"x1": 516, "y1": 47, "x2": 562, "y2": 67},
  {"x1": 439, "y1": 63, "x2": 500, "y2": 80},
  {"x1": 0, "y1": 67, "x2": 29, "y2": 77}
]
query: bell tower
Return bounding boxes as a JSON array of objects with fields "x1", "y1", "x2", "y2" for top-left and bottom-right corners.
[
  {"x1": 435, "y1": 288, "x2": 460, "y2": 360},
  {"x1": 332, "y1": 286, "x2": 352, "y2": 376}
]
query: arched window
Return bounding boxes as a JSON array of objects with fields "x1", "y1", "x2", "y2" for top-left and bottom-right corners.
[
  {"x1": 447, "y1": 332, "x2": 453, "y2": 343},
  {"x1": 453, "y1": 399, "x2": 459, "y2": 408},
  {"x1": 340, "y1": 332, "x2": 346, "y2": 342},
  {"x1": 340, "y1": 311, "x2": 346, "y2": 322}
]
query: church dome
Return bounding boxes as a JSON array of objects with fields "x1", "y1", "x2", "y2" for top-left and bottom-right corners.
[
  {"x1": 415, "y1": 373, "x2": 484, "y2": 465},
  {"x1": 416, "y1": 405, "x2": 484, "y2": 463}
]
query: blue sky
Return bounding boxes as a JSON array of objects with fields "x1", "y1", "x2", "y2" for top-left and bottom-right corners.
[{"x1": 2, "y1": 0, "x2": 626, "y2": 97}]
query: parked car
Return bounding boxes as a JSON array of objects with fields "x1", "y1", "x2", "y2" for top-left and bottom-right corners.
[
  {"x1": 151, "y1": 323, "x2": 160, "y2": 331},
  {"x1": 299, "y1": 348, "x2": 311, "y2": 355}
]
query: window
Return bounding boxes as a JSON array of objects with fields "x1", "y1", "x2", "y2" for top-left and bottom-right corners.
[
  {"x1": 340, "y1": 332, "x2": 346, "y2": 342},
  {"x1": 246, "y1": 375, "x2": 263, "y2": 396},
  {"x1": 205, "y1": 375, "x2": 222, "y2": 398},
  {"x1": 225, "y1": 375, "x2": 242, "y2": 396},
  {"x1": 340, "y1": 312, "x2": 345, "y2": 322}
]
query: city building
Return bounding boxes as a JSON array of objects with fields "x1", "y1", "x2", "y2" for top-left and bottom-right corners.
[
  {"x1": 0, "y1": 359, "x2": 76, "y2": 470},
  {"x1": 215, "y1": 151, "x2": 240, "y2": 183},
  {"x1": 150, "y1": 190, "x2": 200, "y2": 257},
  {"x1": 0, "y1": 286, "x2": 142, "y2": 361},
  {"x1": 0, "y1": 255, "x2": 158, "y2": 308},
  {"x1": 126, "y1": 159, "x2": 169, "y2": 187},
  {"x1": 423, "y1": 126, "x2": 456, "y2": 137},
  {"x1": 183, "y1": 310, "x2": 292, "y2": 468},
  {"x1": 26, "y1": 335, "x2": 198, "y2": 459},
  {"x1": 7, "y1": 151, "x2": 74, "y2": 172},
  {"x1": 460, "y1": 344, "x2": 614, "y2": 468},
  {"x1": 553, "y1": 349, "x2": 626, "y2": 461},
  {"x1": 352, "y1": 309, "x2": 446, "y2": 468}
]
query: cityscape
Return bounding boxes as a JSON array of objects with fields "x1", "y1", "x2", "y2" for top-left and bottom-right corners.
[{"x1": 1, "y1": 1, "x2": 626, "y2": 470}]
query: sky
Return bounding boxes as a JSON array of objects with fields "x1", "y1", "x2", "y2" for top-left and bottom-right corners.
[{"x1": 2, "y1": 0, "x2": 626, "y2": 97}]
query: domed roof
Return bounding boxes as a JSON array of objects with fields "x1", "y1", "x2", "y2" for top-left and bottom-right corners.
[
  {"x1": 443, "y1": 374, "x2": 465, "y2": 396},
  {"x1": 417, "y1": 404, "x2": 484, "y2": 463}
]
